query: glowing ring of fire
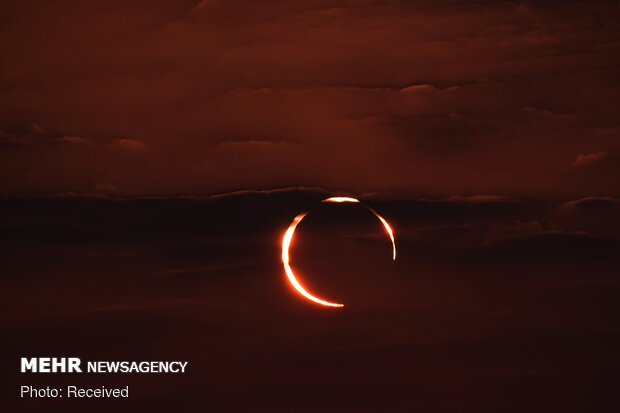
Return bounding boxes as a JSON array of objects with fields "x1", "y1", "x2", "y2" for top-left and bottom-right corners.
[{"x1": 281, "y1": 197, "x2": 396, "y2": 308}]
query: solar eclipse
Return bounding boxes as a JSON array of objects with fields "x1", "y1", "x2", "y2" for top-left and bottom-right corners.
[{"x1": 281, "y1": 197, "x2": 396, "y2": 307}]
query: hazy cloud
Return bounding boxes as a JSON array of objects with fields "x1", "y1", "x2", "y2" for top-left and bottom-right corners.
[
  {"x1": 112, "y1": 138, "x2": 146, "y2": 151},
  {"x1": 572, "y1": 152, "x2": 609, "y2": 168},
  {"x1": 57, "y1": 136, "x2": 93, "y2": 145}
]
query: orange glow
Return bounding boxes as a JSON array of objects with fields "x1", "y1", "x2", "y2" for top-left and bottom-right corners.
[
  {"x1": 323, "y1": 196, "x2": 396, "y2": 260},
  {"x1": 322, "y1": 197, "x2": 360, "y2": 203},
  {"x1": 281, "y1": 198, "x2": 397, "y2": 308},
  {"x1": 367, "y1": 207, "x2": 397, "y2": 261},
  {"x1": 281, "y1": 213, "x2": 344, "y2": 307}
]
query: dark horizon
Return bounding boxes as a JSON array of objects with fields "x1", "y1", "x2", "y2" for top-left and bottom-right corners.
[{"x1": 2, "y1": 189, "x2": 620, "y2": 411}]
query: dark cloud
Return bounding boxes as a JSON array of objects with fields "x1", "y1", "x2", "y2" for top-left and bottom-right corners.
[
  {"x1": 566, "y1": 150, "x2": 620, "y2": 194},
  {"x1": 555, "y1": 196, "x2": 620, "y2": 237},
  {"x1": 3, "y1": 191, "x2": 620, "y2": 411},
  {"x1": 481, "y1": 231, "x2": 620, "y2": 261}
]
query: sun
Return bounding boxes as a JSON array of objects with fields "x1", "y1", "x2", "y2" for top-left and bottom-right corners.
[{"x1": 281, "y1": 197, "x2": 396, "y2": 307}]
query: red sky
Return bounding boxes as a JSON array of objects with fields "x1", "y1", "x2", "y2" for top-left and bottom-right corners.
[
  {"x1": 3, "y1": 4, "x2": 620, "y2": 410},
  {"x1": 1, "y1": 0, "x2": 619, "y2": 197}
]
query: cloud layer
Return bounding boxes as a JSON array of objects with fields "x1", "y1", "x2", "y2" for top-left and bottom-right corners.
[{"x1": 1, "y1": 0, "x2": 619, "y2": 196}]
